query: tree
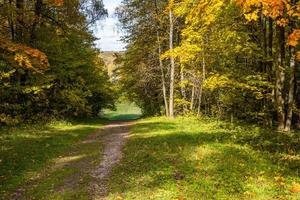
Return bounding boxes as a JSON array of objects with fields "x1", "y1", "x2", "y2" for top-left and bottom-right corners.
[
  {"x1": 168, "y1": 1, "x2": 176, "y2": 118},
  {"x1": 236, "y1": 0, "x2": 300, "y2": 131}
]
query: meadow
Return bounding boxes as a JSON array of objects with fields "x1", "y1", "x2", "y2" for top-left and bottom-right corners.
[
  {"x1": 108, "y1": 117, "x2": 300, "y2": 199},
  {"x1": 0, "y1": 118, "x2": 105, "y2": 199}
]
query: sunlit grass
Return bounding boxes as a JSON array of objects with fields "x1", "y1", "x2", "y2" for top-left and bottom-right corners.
[
  {"x1": 0, "y1": 118, "x2": 105, "y2": 199},
  {"x1": 108, "y1": 117, "x2": 300, "y2": 199},
  {"x1": 102, "y1": 101, "x2": 142, "y2": 120}
]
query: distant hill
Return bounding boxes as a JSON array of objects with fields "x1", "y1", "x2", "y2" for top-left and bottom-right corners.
[{"x1": 100, "y1": 51, "x2": 124, "y2": 77}]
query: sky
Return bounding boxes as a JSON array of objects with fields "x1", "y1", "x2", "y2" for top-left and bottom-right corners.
[{"x1": 94, "y1": 0, "x2": 126, "y2": 52}]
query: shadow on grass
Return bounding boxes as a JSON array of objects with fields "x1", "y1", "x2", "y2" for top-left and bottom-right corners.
[
  {"x1": 234, "y1": 128, "x2": 300, "y2": 171},
  {"x1": 132, "y1": 122, "x2": 177, "y2": 134},
  {"x1": 0, "y1": 118, "x2": 104, "y2": 199},
  {"x1": 103, "y1": 114, "x2": 142, "y2": 121},
  {"x1": 108, "y1": 120, "x2": 300, "y2": 199}
]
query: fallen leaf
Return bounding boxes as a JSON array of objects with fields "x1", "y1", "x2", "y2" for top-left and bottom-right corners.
[{"x1": 290, "y1": 183, "x2": 300, "y2": 193}]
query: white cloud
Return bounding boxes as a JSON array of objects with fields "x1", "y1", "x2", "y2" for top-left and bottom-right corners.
[{"x1": 94, "y1": 0, "x2": 125, "y2": 51}]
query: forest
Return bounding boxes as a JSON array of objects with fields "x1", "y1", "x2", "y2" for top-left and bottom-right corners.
[
  {"x1": 0, "y1": 0, "x2": 115, "y2": 126},
  {"x1": 0, "y1": 0, "x2": 300, "y2": 199},
  {"x1": 117, "y1": 0, "x2": 300, "y2": 132},
  {"x1": 1, "y1": 0, "x2": 299, "y2": 130}
]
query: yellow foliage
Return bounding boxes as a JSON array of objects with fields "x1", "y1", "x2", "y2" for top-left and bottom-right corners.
[
  {"x1": 14, "y1": 54, "x2": 33, "y2": 69},
  {"x1": 0, "y1": 69, "x2": 16, "y2": 79},
  {"x1": 244, "y1": 10, "x2": 259, "y2": 21},
  {"x1": 171, "y1": 0, "x2": 224, "y2": 64},
  {"x1": 204, "y1": 74, "x2": 232, "y2": 90},
  {"x1": 161, "y1": 42, "x2": 201, "y2": 63},
  {"x1": 166, "y1": 0, "x2": 175, "y2": 11},
  {"x1": 288, "y1": 29, "x2": 300, "y2": 47}
]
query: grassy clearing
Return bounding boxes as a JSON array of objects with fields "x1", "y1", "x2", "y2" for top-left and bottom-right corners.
[
  {"x1": 102, "y1": 101, "x2": 142, "y2": 121},
  {"x1": 108, "y1": 117, "x2": 300, "y2": 199},
  {"x1": 0, "y1": 118, "x2": 105, "y2": 199}
]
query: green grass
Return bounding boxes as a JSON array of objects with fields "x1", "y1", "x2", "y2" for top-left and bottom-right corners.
[
  {"x1": 0, "y1": 118, "x2": 105, "y2": 199},
  {"x1": 108, "y1": 117, "x2": 300, "y2": 199},
  {"x1": 102, "y1": 101, "x2": 142, "y2": 121}
]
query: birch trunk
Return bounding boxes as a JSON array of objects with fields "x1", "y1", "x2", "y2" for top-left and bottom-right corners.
[
  {"x1": 284, "y1": 49, "x2": 296, "y2": 132},
  {"x1": 275, "y1": 26, "x2": 286, "y2": 131},
  {"x1": 169, "y1": 9, "x2": 175, "y2": 118},
  {"x1": 197, "y1": 56, "x2": 206, "y2": 116},
  {"x1": 180, "y1": 65, "x2": 187, "y2": 111},
  {"x1": 157, "y1": 32, "x2": 169, "y2": 116},
  {"x1": 190, "y1": 75, "x2": 195, "y2": 110}
]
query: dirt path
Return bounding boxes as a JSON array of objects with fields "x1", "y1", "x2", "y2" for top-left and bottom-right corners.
[
  {"x1": 90, "y1": 120, "x2": 133, "y2": 200},
  {"x1": 10, "y1": 120, "x2": 133, "y2": 200}
]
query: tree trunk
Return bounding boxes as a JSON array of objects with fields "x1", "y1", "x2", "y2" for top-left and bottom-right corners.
[
  {"x1": 157, "y1": 32, "x2": 169, "y2": 116},
  {"x1": 153, "y1": 0, "x2": 169, "y2": 116},
  {"x1": 197, "y1": 83, "x2": 203, "y2": 116},
  {"x1": 284, "y1": 0, "x2": 297, "y2": 132},
  {"x1": 30, "y1": 0, "x2": 43, "y2": 44},
  {"x1": 180, "y1": 65, "x2": 187, "y2": 111},
  {"x1": 8, "y1": 0, "x2": 15, "y2": 40},
  {"x1": 268, "y1": 17, "x2": 273, "y2": 71},
  {"x1": 284, "y1": 50, "x2": 296, "y2": 132},
  {"x1": 268, "y1": 18, "x2": 275, "y2": 116},
  {"x1": 275, "y1": 25, "x2": 286, "y2": 131},
  {"x1": 197, "y1": 56, "x2": 206, "y2": 116},
  {"x1": 169, "y1": 9, "x2": 175, "y2": 118},
  {"x1": 16, "y1": 0, "x2": 24, "y2": 42},
  {"x1": 190, "y1": 75, "x2": 195, "y2": 110},
  {"x1": 268, "y1": 17, "x2": 273, "y2": 59},
  {"x1": 261, "y1": 14, "x2": 267, "y2": 72}
]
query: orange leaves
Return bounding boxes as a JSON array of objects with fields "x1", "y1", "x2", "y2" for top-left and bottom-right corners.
[
  {"x1": 290, "y1": 183, "x2": 300, "y2": 193},
  {"x1": 54, "y1": 0, "x2": 64, "y2": 6},
  {"x1": 262, "y1": 0, "x2": 285, "y2": 19},
  {"x1": 276, "y1": 18, "x2": 289, "y2": 26},
  {"x1": 235, "y1": 0, "x2": 297, "y2": 23},
  {"x1": 54, "y1": 0, "x2": 63, "y2": 6},
  {"x1": 47, "y1": 0, "x2": 63, "y2": 7},
  {"x1": 237, "y1": 0, "x2": 300, "y2": 55},
  {"x1": 288, "y1": 29, "x2": 300, "y2": 47},
  {"x1": 296, "y1": 51, "x2": 300, "y2": 61},
  {"x1": 0, "y1": 37, "x2": 49, "y2": 71},
  {"x1": 236, "y1": 0, "x2": 300, "y2": 52},
  {"x1": 287, "y1": 29, "x2": 300, "y2": 60}
]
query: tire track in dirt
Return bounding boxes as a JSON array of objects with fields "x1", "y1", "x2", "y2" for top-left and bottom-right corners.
[{"x1": 90, "y1": 121, "x2": 133, "y2": 200}]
